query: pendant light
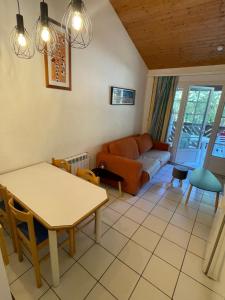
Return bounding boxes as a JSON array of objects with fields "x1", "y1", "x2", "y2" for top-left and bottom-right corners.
[
  {"x1": 10, "y1": 0, "x2": 34, "y2": 59},
  {"x1": 35, "y1": 1, "x2": 58, "y2": 56},
  {"x1": 62, "y1": 0, "x2": 92, "y2": 49}
]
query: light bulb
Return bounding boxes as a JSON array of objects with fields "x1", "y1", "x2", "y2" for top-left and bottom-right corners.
[
  {"x1": 41, "y1": 26, "x2": 50, "y2": 42},
  {"x1": 72, "y1": 11, "x2": 83, "y2": 31},
  {"x1": 17, "y1": 33, "x2": 27, "y2": 47}
]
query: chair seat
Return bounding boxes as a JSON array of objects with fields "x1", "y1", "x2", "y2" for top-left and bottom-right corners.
[
  {"x1": 17, "y1": 219, "x2": 48, "y2": 245},
  {"x1": 189, "y1": 168, "x2": 222, "y2": 193}
]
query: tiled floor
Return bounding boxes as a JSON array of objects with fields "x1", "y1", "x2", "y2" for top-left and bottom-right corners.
[{"x1": 4, "y1": 164, "x2": 225, "y2": 300}]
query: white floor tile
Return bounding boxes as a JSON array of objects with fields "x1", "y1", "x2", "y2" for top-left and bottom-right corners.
[
  {"x1": 118, "y1": 240, "x2": 151, "y2": 274},
  {"x1": 64, "y1": 231, "x2": 94, "y2": 260},
  {"x1": 100, "y1": 259, "x2": 139, "y2": 300},
  {"x1": 118, "y1": 193, "x2": 139, "y2": 205},
  {"x1": 182, "y1": 252, "x2": 225, "y2": 297},
  {"x1": 124, "y1": 206, "x2": 148, "y2": 224},
  {"x1": 40, "y1": 248, "x2": 75, "y2": 285},
  {"x1": 10, "y1": 268, "x2": 49, "y2": 300},
  {"x1": 142, "y1": 215, "x2": 168, "y2": 235},
  {"x1": 130, "y1": 277, "x2": 170, "y2": 300},
  {"x1": 81, "y1": 220, "x2": 110, "y2": 239},
  {"x1": 196, "y1": 211, "x2": 214, "y2": 227},
  {"x1": 53, "y1": 263, "x2": 96, "y2": 300},
  {"x1": 79, "y1": 244, "x2": 114, "y2": 279},
  {"x1": 6, "y1": 253, "x2": 32, "y2": 284},
  {"x1": 188, "y1": 235, "x2": 206, "y2": 258},
  {"x1": 132, "y1": 226, "x2": 160, "y2": 252},
  {"x1": 163, "y1": 189, "x2": 183, "y2": 202},
  {"x1": 109, "y1": 199, "x2": 131, "y2": 214},
  {"x1": 142, "y1": 191, "x2": 162, "y2": 203},
  {"x1": 143, "y1": 255, "x2": 179, "y2": 297},
  {"x1": 199, "y1": 203, "x2": 215, "y2": 215},
  {"x1": 163, "y1": 224, "x2": 190, "y2": 249},
  {"x1": 101, "y1": 228, "x2": 128, "y2": 256},
  {"x1": 159, "y1": 197, "x2": 178, "y2": 212},
  {"x1": 174, "y1": 273, "x2": 223, "y2": 300},
  {"x1": 113, "y1": 216, "x2": 139, "y2": 238},
  {"x1": 151, "y1": 205, "x2": 173, "y2": 222},
  {"x1": 170, "y1": 213, "x2": 194, "y2": 233},
  {"x1": 40, "y1": 289, "x2": 59, "y2": 300},
  {"x1": 86, "y1": 283, "x2": 116, "y2": 300},
  {"x1": 155, "y1": 238, "x2": 185, "y2": 269},
  {"x1": 176, "y1": 204, "x2": 198, "y2": 220},
  {"x1": 134, "y1": 198, "x2": 155, "y2": 212},
  {"x1": 193, "y1": 222, "x2": 210, "y2": 240},
  {"x1": 102, "y1": 207, "x2": 121, "y2": 226}
]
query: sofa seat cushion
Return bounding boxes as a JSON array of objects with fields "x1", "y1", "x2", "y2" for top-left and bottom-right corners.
[
  {"x1": 109, "y1": 137, "x2": 139, "y2": 160},
  {"x1": 142, "y1": 150, "x2": 170, "y2": 165},
  {"x1": 137, "y1": 157, "x2": 160, "y2": 177},
  {"x1": 135, "y1": 133, "x2": 153, "y2": 154}
]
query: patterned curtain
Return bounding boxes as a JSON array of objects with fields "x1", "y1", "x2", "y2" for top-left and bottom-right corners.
[{"x1": 148, "y1": 76, "x2": 178, "y2": 142}]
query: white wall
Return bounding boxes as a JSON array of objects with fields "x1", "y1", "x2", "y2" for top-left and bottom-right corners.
[{"x1": 0, "y1": 0, "x2": 147, "y2": 173}]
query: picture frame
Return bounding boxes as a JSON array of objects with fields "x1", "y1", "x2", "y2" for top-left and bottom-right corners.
[
  {"x1": 44, "y1": 18, "x2": 72, "y2": 91},
  {"x1": 110, "y1": 86, "x2": 136, "y2": 105}
]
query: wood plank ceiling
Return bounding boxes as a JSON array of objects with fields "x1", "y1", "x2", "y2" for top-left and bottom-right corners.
[{"x1": 110, "y1": 0, "x2": 225, "y2": 69}]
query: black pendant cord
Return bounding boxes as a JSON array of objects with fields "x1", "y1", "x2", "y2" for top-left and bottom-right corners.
[{"x1": 16, "y1": 0, "x2": 20, "y2": 14}]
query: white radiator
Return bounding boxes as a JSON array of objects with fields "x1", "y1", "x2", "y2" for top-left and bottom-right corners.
[{"x1": 65, "y1": 152, "x2": 90, "y2": 175}]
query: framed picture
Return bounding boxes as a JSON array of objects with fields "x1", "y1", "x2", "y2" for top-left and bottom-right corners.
[
  {"x1": 44, "y1": 18, "x2": 71, "y2": 91},
  {"x1": 110, "y1": 87, "x2": 136, "y2": 105}
]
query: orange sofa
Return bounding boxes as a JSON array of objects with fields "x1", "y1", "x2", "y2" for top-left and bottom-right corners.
[{"x1": 96, "y1": 133, "x2": 171, "y2": 195}]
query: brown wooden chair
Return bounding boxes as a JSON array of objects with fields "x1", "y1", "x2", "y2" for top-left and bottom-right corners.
[
  {"x1": 76, "y1": 168, "x2": 100, "y2": 185},
  {"x1": 0, "y1": 185, "x2": 17, "y2": 251},
  {"x1": 9, "y1": 198, "x2": 49, "y2": 288},
  {"x1": 0, "y1": 224, "x2": 9, "y2": 265},
  {"x1": 76, "y1": 168, "x2": 100, "y2": 231},
  {"x1": 52, "y1": 158, "x2": 71, "y2": 173}
]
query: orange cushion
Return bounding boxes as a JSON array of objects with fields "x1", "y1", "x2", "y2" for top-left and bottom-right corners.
[
  {"x1": 109, "y1": 138, "x2": 139, "y2": 160},
  {"x1": 135, "y1": 133, "x2": 153, "y2": 154}
]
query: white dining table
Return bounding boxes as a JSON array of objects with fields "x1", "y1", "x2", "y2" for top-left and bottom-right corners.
[{"x1": 0, "y1": 162, "x2": 108, "y2": 287}]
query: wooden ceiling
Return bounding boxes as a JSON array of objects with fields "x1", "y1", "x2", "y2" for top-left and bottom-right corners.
[{"x1": 110, "y1": 0, "x2": 225, "y2": 69}]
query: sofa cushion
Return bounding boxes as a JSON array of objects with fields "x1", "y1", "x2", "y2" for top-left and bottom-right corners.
[
  {"x1": 109, "y1": 137, "x2": 139, "y2": 160},
  {"x1": 137, "y1": 157, "x2": 161, "y2": 177},
  {"x1": 143, "y1": 150, "x2": 170, "y2": 165},
  {"x1": 135, "y1": 133, "x2": 153, "y2": 154}
]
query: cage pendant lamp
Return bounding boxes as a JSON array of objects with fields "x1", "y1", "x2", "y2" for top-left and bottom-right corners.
[
  {"x1": 62, "y1": 0, "x2": 92, "y2": 49},
  {"x1": 10, "y1": 0, "x2": 34, "y2": 59},
  {"x1": 35, "y1": 1, "x2": 58, "y2": 56}
]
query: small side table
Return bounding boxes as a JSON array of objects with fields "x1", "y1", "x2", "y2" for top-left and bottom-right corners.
[
  {"x1": 171, "y1": 165, "x2": 188, "y2": 187},
  {"x1": 92, "y1": 168, "x2": 124, "y2": 196}
]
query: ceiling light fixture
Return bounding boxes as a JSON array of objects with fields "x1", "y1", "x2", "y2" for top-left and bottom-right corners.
[
  {"x1": 35, "y1": 0, "x2": 58, "y2": 56},
  {"x1": 217, "y1": 45, "x2": 224, "y2": 52},
  {"x1": 10, "y1": 0, "x2": 34, "y2": 59},
  {"x1": 62, "y1": 0, "x2": 92, "y2": 49}
]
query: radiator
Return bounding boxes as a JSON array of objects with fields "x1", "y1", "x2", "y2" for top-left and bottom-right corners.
[{"x1": 65, "y1": 152, "x2": 90, "y2": 175}]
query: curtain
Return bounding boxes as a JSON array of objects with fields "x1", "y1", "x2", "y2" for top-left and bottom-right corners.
[{"x1": 148, "y1": 76, "x2": 178, "y2": 142}]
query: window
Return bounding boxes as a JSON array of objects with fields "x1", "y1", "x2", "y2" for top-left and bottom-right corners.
[{"x1": 212, "y1": 105, "x2": 225, "y2": 158}]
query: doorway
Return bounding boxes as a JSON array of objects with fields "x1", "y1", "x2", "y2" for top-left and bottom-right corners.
[{"x1": 167, "y1": 82, "x2": 224, "y2": 173}]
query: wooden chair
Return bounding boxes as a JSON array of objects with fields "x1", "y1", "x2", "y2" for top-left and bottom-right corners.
[
  {"x1": 76, "y1": 168, "x2": 100, "y2": 231},
  {"x1": 76, "y1": 168, "x2": 100, "y2": 185},
  {"x1": 9, "y1": 198, "x2": 49, "y2": 288},
  {"x1": 0, "y1": 185, "x2": 17, "y2": 251},
  {"x1": 52, "y1": 158, "x2": 71, "y2": 173},
  {"x1": 0, "y1": 224, "x2": 9, "y2": 265}
]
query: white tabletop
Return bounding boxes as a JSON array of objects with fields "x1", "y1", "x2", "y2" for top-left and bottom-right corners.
[{"x1": 0, "y1": 163, "x2": 108, "y2": 229}]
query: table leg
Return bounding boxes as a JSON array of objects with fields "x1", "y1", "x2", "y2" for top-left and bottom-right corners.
[
  {"x1": 48, "y1": 230, "x2": 60, "y2": 287},
  {"x1": 95, "y1": 208, "x2": 102, "y2": 243},
  {"x1": 170, "y1": 177, "x2": 174, "y2": 187},
  {"x1": 179, "y1": 180, "x2": 182, "y2": 188},
  {"x1": 185, "y1": 184, "x2": 193, "y2": 206},
  {"x1": 215, "y1": 192, "x2": 220, "y2": 213},
  {"x1": 118, "y1": 181, "x2": 122, "y2": 197}
]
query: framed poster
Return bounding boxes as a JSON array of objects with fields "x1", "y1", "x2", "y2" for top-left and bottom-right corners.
[
  {"x1": 110, "y1": 86, "x2": 136, "y2": 105},
  {"x1": 44, "y1": 18, "x2": 71, "y2": 91}
]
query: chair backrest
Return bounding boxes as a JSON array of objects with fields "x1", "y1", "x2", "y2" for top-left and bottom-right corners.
[
  {"x1": 76, "y1": 168, "x2": 100, "y2": 185},
  {"x1": 0, "y1": 185, "x2": 11, "y2": 215},
  {"x1": 52, "y1": 158, "x2": 71, "y2": 173},
  {"x1": 8, "y1": 198, "x2": 36, "y2": 244}
]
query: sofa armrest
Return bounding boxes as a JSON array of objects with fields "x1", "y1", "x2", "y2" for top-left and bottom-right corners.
[
  {"x1": 96, "y1": 152, "x2": 143, "y2": 181},
  {"x1": 153, "y1": 141, "x2": 170, "y2": 151}
]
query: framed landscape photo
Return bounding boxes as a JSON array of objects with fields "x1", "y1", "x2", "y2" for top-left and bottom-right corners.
[
  {"x1": 110, "y1": 87, "x2": 136, "y2": 105},
  {"x1": 44, "y1": 18, "x2": 71, "y2": 91}
]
